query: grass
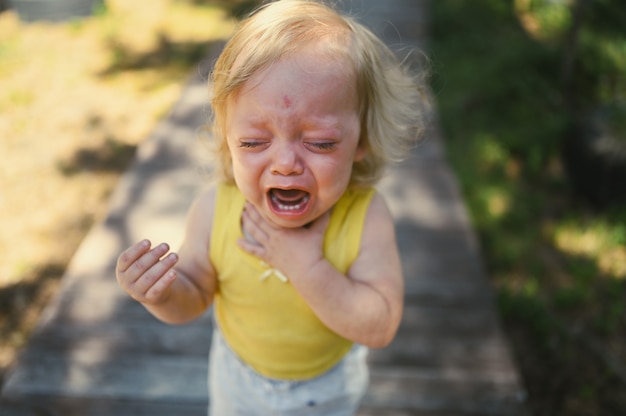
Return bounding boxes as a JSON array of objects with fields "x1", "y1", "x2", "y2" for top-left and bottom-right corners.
[
  {"x1": 430, "y1": 0, "x2": 626, "y2": 414},
  {"x1": 0, "y1": 0, "x2": 236, "y2": 384}
]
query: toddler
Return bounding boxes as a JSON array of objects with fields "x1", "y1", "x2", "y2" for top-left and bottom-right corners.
[{"x1": 115, "y1": 0, "x2": 427, "y2": 414}]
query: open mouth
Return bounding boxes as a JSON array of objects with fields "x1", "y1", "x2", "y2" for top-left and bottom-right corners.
[{"x1": 268, "y1": 188, "x2": 310, "y2": 213}]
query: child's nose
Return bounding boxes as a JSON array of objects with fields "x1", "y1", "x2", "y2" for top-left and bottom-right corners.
[{"x1": 270, "y1": 143, "x2": 303, "y2": 176}]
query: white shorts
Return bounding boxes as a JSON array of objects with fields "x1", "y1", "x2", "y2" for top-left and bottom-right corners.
[{"x1": 208, "y1": 328, "x2": 369, "y2": 415}]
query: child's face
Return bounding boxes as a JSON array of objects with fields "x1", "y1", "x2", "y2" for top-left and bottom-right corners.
[{"x1": 226, "y1": 48, "x2": 364, "y2": 228}]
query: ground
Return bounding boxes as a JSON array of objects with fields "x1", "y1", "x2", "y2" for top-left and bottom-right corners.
[{"x1": 0, "y1": 0, "x2": 236, "y2": 387}]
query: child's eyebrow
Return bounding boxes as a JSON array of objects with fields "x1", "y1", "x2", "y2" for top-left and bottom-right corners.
[
  {"x1": 240, "y1": 116, "x2": 269, "y2": 128},
  {"x1": 302, "y1": 116, "x2": 345, "y2": 131},
  {"x1": 302, "y1": 126, "x2": 343, "y2": 138}
]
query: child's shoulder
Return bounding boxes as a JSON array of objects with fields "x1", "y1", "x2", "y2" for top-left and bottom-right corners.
[
  {"x1": 186, "y1": 185, "x2": 219, "y2": 224},
  {"x1": 340, "y1": 186, "x2": 378, "y2": 211},
  {"x1": 191, "y1": 182, "x2": 247, "y2": 225},
  {"x1": 351, "y1": 188, "x2": 393, "y2": 228},
  {"x1": 195, "y1": 185, "x2": 218, "y2": 205},
  {"x1": 194, "y1": 181, "x2": 237, "y2": 206}
]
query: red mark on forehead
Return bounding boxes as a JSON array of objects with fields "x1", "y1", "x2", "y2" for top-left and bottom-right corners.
[{"x1": 283, "y1": 95, "x2": 292, "y2": 108}]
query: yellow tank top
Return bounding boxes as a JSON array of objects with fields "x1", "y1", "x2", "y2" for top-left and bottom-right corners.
[{"x1": 210, "y1": 183, "x2": 374, "y2": 380}]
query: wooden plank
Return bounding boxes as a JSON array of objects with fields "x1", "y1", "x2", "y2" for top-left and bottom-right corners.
[
  {"x1": 399, "y1": 304, "x2": 499, "y2": 335},
  {"x1": 382, "y1": 161, "x2": 476, "y2": 228},
  {"x1": 358, "y1": 406, "x2": 526, "y2": 416},
  {"x1": 395, "y1": 224, "x2": 479, "y2": 255},
  {"x1": 3, "y1": 347, "x2": 208, "y2": 403},
  {"x1": 3, "y1": 356, "x2": 520, "y2": 415},
  {"x1": 369, "y1": 333, "x2": 518, "y2": 373},
  {"x1": 404, "y1": 277, "x2": 493, "y2": 307},
  {"x1": 0, "y1": 397, "x2": 208, "y2": 416},
  {"x1": 364, "y1": 367, "x2": 525, "y2": 415},
  {"x1": 370, "y1": 305, "x2": 516, "y2": 372},
  {"x1": 26, "y1": 319, "x2": 211, "y2": 356},
  {"x1": 37, "y1": 278, "x2": 196, "y2": 324},
  {"x1": 38, "y1": 289, "x2": 159, "y2": 324}
]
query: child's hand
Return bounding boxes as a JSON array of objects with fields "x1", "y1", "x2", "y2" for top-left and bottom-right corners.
[
  {"x1": 239, "y1": 202, "x2": 330, "y2": 281},
  {"x1": 116, "y1": 240, "x2": 179, "y2": 305},
  {"x1": 240, "y1": 195, "x2": 404, "y2": 348}
]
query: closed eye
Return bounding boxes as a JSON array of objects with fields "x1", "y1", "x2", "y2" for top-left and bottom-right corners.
[
  {"x1": 239, "y1": 140, "x2": 268, "y2": 149},
  {"x1": 305, "y1": 141, "x2": 336, "y2": 152}
]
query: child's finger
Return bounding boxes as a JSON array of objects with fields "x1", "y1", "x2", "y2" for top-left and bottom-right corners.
[
  {"x1": 243, "y1": 202, "x2": 273, "y2": 229},
  {"x1": 132, "y1": 252, "x2": 178, "y2": 296},
  {"x1": 241, "y1": 205, "x2": 267, "y2": 245},
  {"x1": 124, "y1": 242, "x2": 171, "y2": 283},
  {"x1": 117, "y1": 239, "x2": 151, "y2": 272},
  {"x1": 144, "y1": 269, "x2": 178, "y2": 303},
  {"x1": 237, "y1": 237, "x2": 265, "y2": 260}
]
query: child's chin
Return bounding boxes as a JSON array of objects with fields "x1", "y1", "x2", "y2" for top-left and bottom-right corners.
[
  {"x1": 271, "y1": 216, "x2": 310, "y2": 229},
  {"x1": 266, "y1": 211, "x2": 312, "y2": 229}
]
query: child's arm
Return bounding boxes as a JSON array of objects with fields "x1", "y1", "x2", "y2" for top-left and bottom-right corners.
[
  {"x1": 239, "y1": 192, "x2": 403, "y2": 348},
  {"x1": 116, "y1": 189, "x2": 218, "y2": 324}
]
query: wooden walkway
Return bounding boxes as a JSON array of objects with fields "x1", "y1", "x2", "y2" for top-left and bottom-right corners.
[{"x1": 1, "y1": 1, "x2": 527, "y2": 415}]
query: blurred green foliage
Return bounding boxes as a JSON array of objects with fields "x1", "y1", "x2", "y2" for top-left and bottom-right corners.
[{"x1": 431, "y1": 0, "x2": 626, "y2": 413}]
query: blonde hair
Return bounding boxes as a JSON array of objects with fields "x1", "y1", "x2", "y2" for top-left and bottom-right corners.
[{"x1": 210, "y1": 0, "x2": 428, "y2": 187}]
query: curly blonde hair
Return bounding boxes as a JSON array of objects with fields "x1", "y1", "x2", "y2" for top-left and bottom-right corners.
[{"x1": 210, "y1": 0, "x2": 428, "y2": 187}]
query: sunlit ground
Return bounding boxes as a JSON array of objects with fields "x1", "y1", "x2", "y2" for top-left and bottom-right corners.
[{"x1": 0, "y1": 0, "x2": 235, "y2": 377}]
